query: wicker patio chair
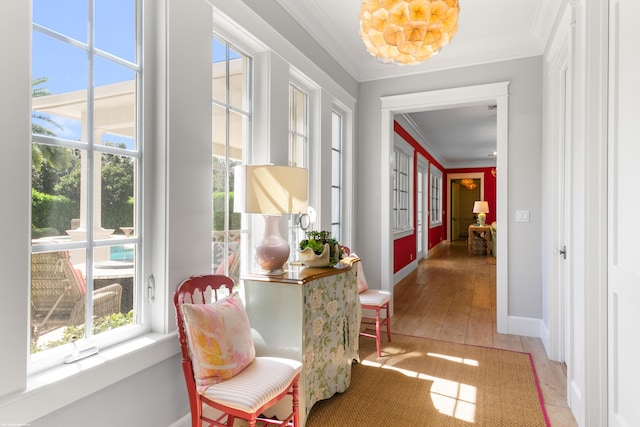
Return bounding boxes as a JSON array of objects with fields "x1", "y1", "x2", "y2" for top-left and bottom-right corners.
[{"x1": 31, "y1": 251, "x2": 123, "y2": 341}]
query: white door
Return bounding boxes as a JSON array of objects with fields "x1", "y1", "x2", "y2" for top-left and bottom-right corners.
[
  {"x1": 547, "y1": 4, "x2": 572, "y2": 366},
  {"x1": 608, "y1": 0, "x2": 640, "y2": 425},
  {"x1": 451, "y1": 182, "x2": 460, "y2": 241}
]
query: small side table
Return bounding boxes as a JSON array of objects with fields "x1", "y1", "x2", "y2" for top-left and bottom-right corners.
[{"x1": 468, "y1": 224, "x2": 492, "y2": 255}]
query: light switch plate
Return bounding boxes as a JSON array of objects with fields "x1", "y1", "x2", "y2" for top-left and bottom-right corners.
[{"x1": 515, "y1": 210, "x2": 530, "y2": 222}]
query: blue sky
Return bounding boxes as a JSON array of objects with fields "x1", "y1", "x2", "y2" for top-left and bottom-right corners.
[
  {"x1": 32, "y1": 1, "x2": 237, "y2": 147},
  {"x1": 33, "y1": 0, "x2": 136, "y2": 92},
  {"x1": 32, "y1": 0, "x2": 136, "y2": 146}
]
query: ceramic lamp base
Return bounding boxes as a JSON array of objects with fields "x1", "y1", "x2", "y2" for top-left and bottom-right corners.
[
  {"x1": 478, "y1": 212, "x2": 486, "y2": 226},
  {"x1": 255, "y1": 215, "x2": 289, "y2": 275}
]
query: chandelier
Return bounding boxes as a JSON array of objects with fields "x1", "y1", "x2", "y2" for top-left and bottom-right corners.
[
  {"x1": 460, "y1": 178, "x2": 476, "y2": 190},
  {"x1": 359, "y1": 0, "x2": 460, "y2": 65}
]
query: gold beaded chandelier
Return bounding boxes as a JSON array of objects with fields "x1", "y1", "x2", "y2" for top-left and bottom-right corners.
[{"x1": 359, "y1": 0, "x2": 460, "y2": 65}]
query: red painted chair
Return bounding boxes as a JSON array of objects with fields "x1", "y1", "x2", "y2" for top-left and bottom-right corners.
[
  {"x1": 359, "y1": 288, "x2": 392, "y2": 358},
  {"x1": 174, "y1": 274, "x2": 302, "y2": 427},
  {"x1": 349, "y1": 252, "x2": 391, "y2": 358}
]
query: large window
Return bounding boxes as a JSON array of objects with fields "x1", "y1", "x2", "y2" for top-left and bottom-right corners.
[
  {"x1": 289, "y1": 83, "x2": 308, "y2": 168},
  {"x1": 331, "y1": 111, "x2": 343, "y2": 241},
  {"x1": 288, "y1": 83, "x2": 309, "y2": 250},
  {"x1": 212, "y1": 37, "x2": 252, "y2": 283},
  {"x1": 393, "y1": 150, "x2": 410, "y2": 231},
  {"x1": 30, "y1": 0, "x2": 141, "y2": 361},
  {"x1": 430, "y1": 165, "x2": 443, "y2": 227},
  {"x1": 393, "y1": 135, "x2": 414, "y2": 235}
]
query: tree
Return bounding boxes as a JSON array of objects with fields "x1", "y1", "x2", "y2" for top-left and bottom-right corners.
[
  {"x1": 100, "y1": 143, "x2": 134, "y2": 230},
  {"x1": 31, "y1": 77, "x2": 74, "y2": 194}
]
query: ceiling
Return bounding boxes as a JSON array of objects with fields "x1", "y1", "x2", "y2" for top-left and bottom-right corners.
[{"x1": 273, "y1": 0, "x2": 559, "y2": 167}]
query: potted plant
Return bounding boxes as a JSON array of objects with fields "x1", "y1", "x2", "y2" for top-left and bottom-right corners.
[{"x1": 298, "y1": 230, "x2": 344, "y2": 267}]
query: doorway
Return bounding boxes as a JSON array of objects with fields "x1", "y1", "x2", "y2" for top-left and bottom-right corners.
[
  {"x1": 380, "y1": 82, "x2": 509, "y2": 333},
  {"x1": 448, "y1": 174, "x2": 485, "y2": 242},
  {"x1": 449, "y1": 176, "x2": 483, "y2": 242}
]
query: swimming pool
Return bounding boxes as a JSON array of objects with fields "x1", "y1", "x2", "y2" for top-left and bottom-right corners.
[{"x1": 110, "y1": 245, "x2": 134, "y2": 262}]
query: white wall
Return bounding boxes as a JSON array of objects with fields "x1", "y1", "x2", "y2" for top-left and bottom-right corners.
[
  {"x1": 357, "y1": 57, "x2": 544, "y2": 322},
  {"x1": 29, "y1": 357, "x2": 185, "y2": 427}
]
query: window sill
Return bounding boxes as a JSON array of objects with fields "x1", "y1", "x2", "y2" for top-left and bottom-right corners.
[
  {"x1": 393, "y1": 228, "x2": 414, "y2": 240},
  {"x1": 0, "y1": 332, "x2": 179, "y2": 425}
]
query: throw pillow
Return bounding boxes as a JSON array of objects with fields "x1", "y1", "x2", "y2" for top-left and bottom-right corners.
[
  {"x1": 180, "y1": 293, "x2": 255, "y2": 393},
  {"x1": 351, "y1": 254, "x2": 368, "y2": 293}
]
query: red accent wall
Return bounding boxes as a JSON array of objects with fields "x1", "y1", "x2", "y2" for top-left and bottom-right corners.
[
  {"x1": 393, "y1": 122, "x2": 497, "y2": 274},
  {"x1": 394, "y1": 122, "x2": 446, "y2": 273}
]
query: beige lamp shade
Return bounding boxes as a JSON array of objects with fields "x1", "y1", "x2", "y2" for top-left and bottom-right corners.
[
  {"x1": 233, "y1": 165, "x2": 308, "y2": 215},
  {"x1": 473, "y1": 201, "x2": 489, "y2": 214},
  {"x1": 233, "y1": 164, "x2": 309, "y2": 275}
]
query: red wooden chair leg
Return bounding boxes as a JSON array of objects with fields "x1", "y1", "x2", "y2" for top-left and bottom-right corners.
[
  {"x1": 385, "y1": 302, "x2": 392, "y2": 342},
  {"x1": 293, "y1": 379, "x2": 300, "y2": 427},
  {"x1": 375, "y1": 306, "x2": 382, "y2": 357}
]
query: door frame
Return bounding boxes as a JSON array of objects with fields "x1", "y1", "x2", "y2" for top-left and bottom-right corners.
[
  {"x1": 416, "y1": 154, "x2": 429, "y2": 259},
  {"x1": 380, "y1": 82, "x2": 510, "y2": 333},
  {"x1": 545, "y1": 4, "x2": 572, "y2": 365},
  {"x1": 447, "y1": 172, "x2": 485, "y2": 243}
]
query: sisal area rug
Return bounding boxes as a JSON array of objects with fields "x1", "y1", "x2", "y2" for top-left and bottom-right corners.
[{"x1": 306, "y1": 334, "x2": 549, "y2": 427}]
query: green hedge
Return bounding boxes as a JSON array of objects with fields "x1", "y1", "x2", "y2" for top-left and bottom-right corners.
[
  {"x1": 31, "y1": 189, "x2": 78, "y2": 236},
  {"x1": 102, "y1": 196, "x2": 134, "y2": 232},
  {"x1": 32, "y1": 189, "x2": 133, "y2": 236},
  {"x1": 32, "y1": 190, "x2": 237, "y2": 236},
  {"x1": 213, "y1": 192, "x2": 241, "y2": 231}
]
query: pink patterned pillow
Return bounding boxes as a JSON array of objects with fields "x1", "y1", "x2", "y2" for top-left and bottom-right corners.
[
  {"x1": 180, "y1": 293, "x2": 255, "y2": 393},
  {"x1": 352, "y1": 255, "x2": 368, "y2": 293}
]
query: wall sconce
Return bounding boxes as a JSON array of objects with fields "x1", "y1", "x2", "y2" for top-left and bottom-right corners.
[
  {"x1": 473, "y1": 201, "x2": 490, "y2": 226},
  {"x1": 234, "y1": 165, "x2": 308, "y2": 275}
]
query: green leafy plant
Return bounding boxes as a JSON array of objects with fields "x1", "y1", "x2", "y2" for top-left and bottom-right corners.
[
  {"x1": 299, "y1": 230, "x2": 344, "y2": 266},
  {"x1": 31, "y1": 311, "x2": 135, "y2": 353}
]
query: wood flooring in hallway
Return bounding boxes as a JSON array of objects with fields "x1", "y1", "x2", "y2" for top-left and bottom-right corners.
[{"x1": 390, "y1": 240, "x2": 578, "y2": 426}]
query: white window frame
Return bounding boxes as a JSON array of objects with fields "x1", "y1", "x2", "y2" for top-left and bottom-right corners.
[
  {"x1": 332, "y1": 102, "x2": 355, "y2": 249},
  {"x1": 288, "y1": 82, "x2": 309, "y2": 169},
  {"x1": 331, "y1": 110, "x2": 343, "y2": 242},
  {"x1": 393, "y1": 134, "x2": 414, "y2": 238},
  {"x1": 211, "y1": 35, "x2": 253, "y2": 280},
  {"x1": 430, "y1": 165, "x2": 443, "y2": 227},
  {"x1": 29, "y1": 0, "x2": 145, "y2": 373}
]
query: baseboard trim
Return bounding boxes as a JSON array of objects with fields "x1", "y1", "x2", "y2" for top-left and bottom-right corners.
[
  {"x1": 427, "y1": 240, "x2": 449, "y2": 258},
  {"x1": 569, "y1": 379, "x2": 584, "y2": 427},
  {"x1": 393, "y1": 259, "x2": 418, "y2": 285},
  {"x1": 539, "y1": 320, "x2": 551, "y2": 356},
  {"x1": 507, "y1": 315, "x2": 544, "y2": 338}
]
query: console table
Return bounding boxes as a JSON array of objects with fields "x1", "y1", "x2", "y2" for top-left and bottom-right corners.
[
  {"x1": 468, "y1": 224, "x2": 492, "y2": 255},
  {"x1": 242, "y1": 258, "x2": 360, "y2": 427}
]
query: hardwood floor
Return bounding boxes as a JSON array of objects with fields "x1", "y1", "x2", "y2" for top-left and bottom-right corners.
[{"x1": 390, "y1": 240, "x2": 578, "y2": 426}]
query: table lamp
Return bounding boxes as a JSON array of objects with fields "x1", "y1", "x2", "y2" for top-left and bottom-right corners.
[
  {"x1": 473, "y1": 201, "x2": 490, "y2": 226},
  {"x1": 234, "y1": 165, "x2": 308, "y2": 275}
]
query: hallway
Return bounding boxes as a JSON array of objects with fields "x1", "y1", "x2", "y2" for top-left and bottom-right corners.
[{"x1": 391, "y1": 241, "x2": 577, "y2": 426}]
